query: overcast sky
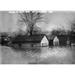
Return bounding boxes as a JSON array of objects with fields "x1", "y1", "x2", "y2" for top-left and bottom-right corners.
[{"x1": 0, "y1": 11, "x2": 75, "y2": 33}]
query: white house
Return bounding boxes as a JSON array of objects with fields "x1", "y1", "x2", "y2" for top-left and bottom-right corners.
[
  {"x1": 41, "y1": 35, "x2": 49, "y2": 47},
  {"x1": 53, "y1": 36, "x2": 59, "y2": 46}
]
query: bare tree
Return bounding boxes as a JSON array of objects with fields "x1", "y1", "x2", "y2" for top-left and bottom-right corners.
[{"x1": 18, "y1": 11, "x2": 44, "y2": 36}]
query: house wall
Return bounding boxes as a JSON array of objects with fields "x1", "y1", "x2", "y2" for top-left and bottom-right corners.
[
  {"x1": 53, "y1": 36, "x2": 59, "y2": 46},
  {"x1": 41, "y1": 36, "x2": 49, "y2": 47}
]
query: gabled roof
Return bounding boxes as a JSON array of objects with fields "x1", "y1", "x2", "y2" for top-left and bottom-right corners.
[{"x1": 41, "y1": 35, "x2": 49, "y2": 43}]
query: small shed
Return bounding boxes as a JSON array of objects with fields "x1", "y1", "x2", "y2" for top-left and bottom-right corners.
[
  {"x1": 53, "y1": 36, "x2": 59, "y2": 46},
  {"x1": 41, "y1": 35, "x2": 49, "y2": 47}
]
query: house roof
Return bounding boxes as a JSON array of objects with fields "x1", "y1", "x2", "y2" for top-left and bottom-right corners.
[{"x1": 41, "y1": 36, "x2": 49, "y2": 43}]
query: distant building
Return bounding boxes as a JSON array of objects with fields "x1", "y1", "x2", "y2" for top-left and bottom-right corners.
[
  {"x1": 41, "y1": 35, "x2": 49, "y2": 47},
  {"x1": 53, "y1": 36, "x2": 59, "y2": 46}
]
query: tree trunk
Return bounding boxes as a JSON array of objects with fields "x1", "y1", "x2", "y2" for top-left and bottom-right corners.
[
  {"x1": 29, "y1": 25, "x2": 34, "y2": 36},
  {"x1": 30, "y1": 30, "x2": 33, "y2": 36}
]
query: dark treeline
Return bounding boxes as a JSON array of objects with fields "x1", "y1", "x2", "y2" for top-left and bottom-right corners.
[{"x1": 0, "y1": 29, "x2": 75, "y2": 48}]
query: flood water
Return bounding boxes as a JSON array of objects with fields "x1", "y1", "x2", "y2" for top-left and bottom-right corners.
[{"x1": 0, "y1": 45, "x2": 75, "y2": 64}]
